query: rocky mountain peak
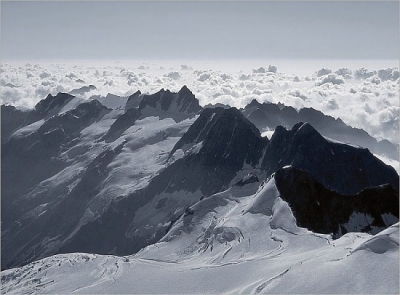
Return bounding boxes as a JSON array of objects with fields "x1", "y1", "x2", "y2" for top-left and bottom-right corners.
[
  {"x1": 247, "y1": 99, "x2": 262, "y2": 108},
  {"x1": 1, "y1": 105, "x2": 28, "y2": 142},
  {"x1": 37, "y1": 99, "x2": 111, "y2": 141},
  {"x1": 137, "y1": 87, "x2": 202, "y2": 122},
  {"x1": 177, "y1": 85, "x2": 202, "y2": 114},
  {"x1": 101, "y1": 107, "x2": 141, "y2": 143},
  {"x1": 292, "y1": 122, "x2": 325, "y2": 142},
  {"x1": 35, "y1": 92, "x2": 74, "y2": 113},
  {"x1": 243, "y1": 100, "x2": 399, "y2": 160},
  {"x1": 138, "y1": 88, "x2": 173, "y2": 111},
  {"x1": 24, "y1": 92, "x2": 75, "y2": 126},
  {"x1": 171, "y1": 107, "x2": 268, "y2": 169},
  {"x1": 263, "y1": 123, "x2": 399, "y2": 195},
  {"x1": 178, "y1": 84, "x2": 189, "y2": 92},
  {"x1": 125, "y1": 90, "x2": 142, "y2": 110}
]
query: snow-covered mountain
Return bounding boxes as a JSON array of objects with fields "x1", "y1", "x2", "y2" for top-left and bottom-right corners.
[
  {"x1": 2, "y1": 173, "x2": 398, "y2": 293},
  {"x1": 1, "y1": 86, "x2": 399, "y2": 293}
]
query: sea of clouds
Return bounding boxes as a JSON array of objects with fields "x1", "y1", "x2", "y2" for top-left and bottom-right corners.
[{"x1": 1, "y1": 60, "x2": 398, "y2": 144}]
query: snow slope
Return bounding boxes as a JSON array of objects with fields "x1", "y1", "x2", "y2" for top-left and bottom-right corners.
[{"x1": 2, "y1": 176, "x2": 398, "y2": 294}]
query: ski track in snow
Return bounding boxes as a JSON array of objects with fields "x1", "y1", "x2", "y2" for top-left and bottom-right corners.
[{"x1": 252, "y1": 268, "x2": 291, "y2": 294}]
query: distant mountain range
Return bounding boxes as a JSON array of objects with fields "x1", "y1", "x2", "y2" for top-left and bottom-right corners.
[
  {"x1": 243, "y1": 99, "x2": 398, "y2": 160},
  {"x1": 1, "y1": 86, "x2": 398, "y2": 276}
]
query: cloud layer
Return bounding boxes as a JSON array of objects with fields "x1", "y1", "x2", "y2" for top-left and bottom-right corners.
[{"x1": 1, "y1": 61, "x2": 398, "y2": 144}]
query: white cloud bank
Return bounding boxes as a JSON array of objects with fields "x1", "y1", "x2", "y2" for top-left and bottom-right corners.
[{"x1": 0, "y1": 60, "x2": 398, "y2": 144}]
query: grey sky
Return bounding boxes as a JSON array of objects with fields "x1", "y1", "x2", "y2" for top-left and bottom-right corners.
[{"x1": 1, "y1": 1, "x2": 399, "y2": 61}]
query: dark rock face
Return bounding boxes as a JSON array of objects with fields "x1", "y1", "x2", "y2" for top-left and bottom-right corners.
[
  {"x1": 176, "y1": 85, "x2": 202, "y2": 114},
  {"x1": 4, "y1": 100, "x2": 109, "y2": 158},
  {"x1": 37, "y1": 100, "x2": 111, "y2": 143},
  {"x1": 58, "y1": 184, "x2": 151, "y2": 257},
  {"x1": 24, "y1": 93, "x2": 75, "y2": 125},
  {"x1": 262, "y1": 122, "x2": 399, "y2": 195},
  {"x1": 3, "y1": 98, "x2": 110, "y2": 167},
  {"x1": 107, "y1": 86, "x2": 202, "y2": 143},
  {"x1": 243, "y1": 100, "x2": 398, "y2": 160},
  {"x1": 35, "y1": 93, "x2": 74, "y2": 115},
  {"x1": 2, "y1": 143, "x2": 125, "y2": 270},
  {"x1": 1, "y1": 99, "x2": 111, "y2": 241},
  {"x1": 138, "y1": 89, "x2": 167, "y2": 110},
  {"x1": 138, "y1": 86, "x2": 202, "y2": 121},
  {"x1": 275, "y1": 166, "x2": 399, "y2": 237},
  {"x1": 170, "y1": 107, "x2": 268, "y2": 173},
  {"x1": 243, "y1": 100, "x2": 298, "y2": 131},
  {"x1": 125, "y1": 90, "x2": 142, "y2": 111},
  {"x1": 1, "y1": 105, "x2": 28, "y2": 142},
  {"x1": 169, "y1": 107, "x2": 222, "y2": 156},
  {"x1": 101, "y1": 108, "x2": 141, "y2": 143},
  {"x1": 297, "y1": 108, "x2": 376, "y2": 149}
]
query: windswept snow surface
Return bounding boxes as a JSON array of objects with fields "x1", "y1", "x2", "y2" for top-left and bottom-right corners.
[{"x1": 2, "y1": 177, "x2": 398, "y2": 294}]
